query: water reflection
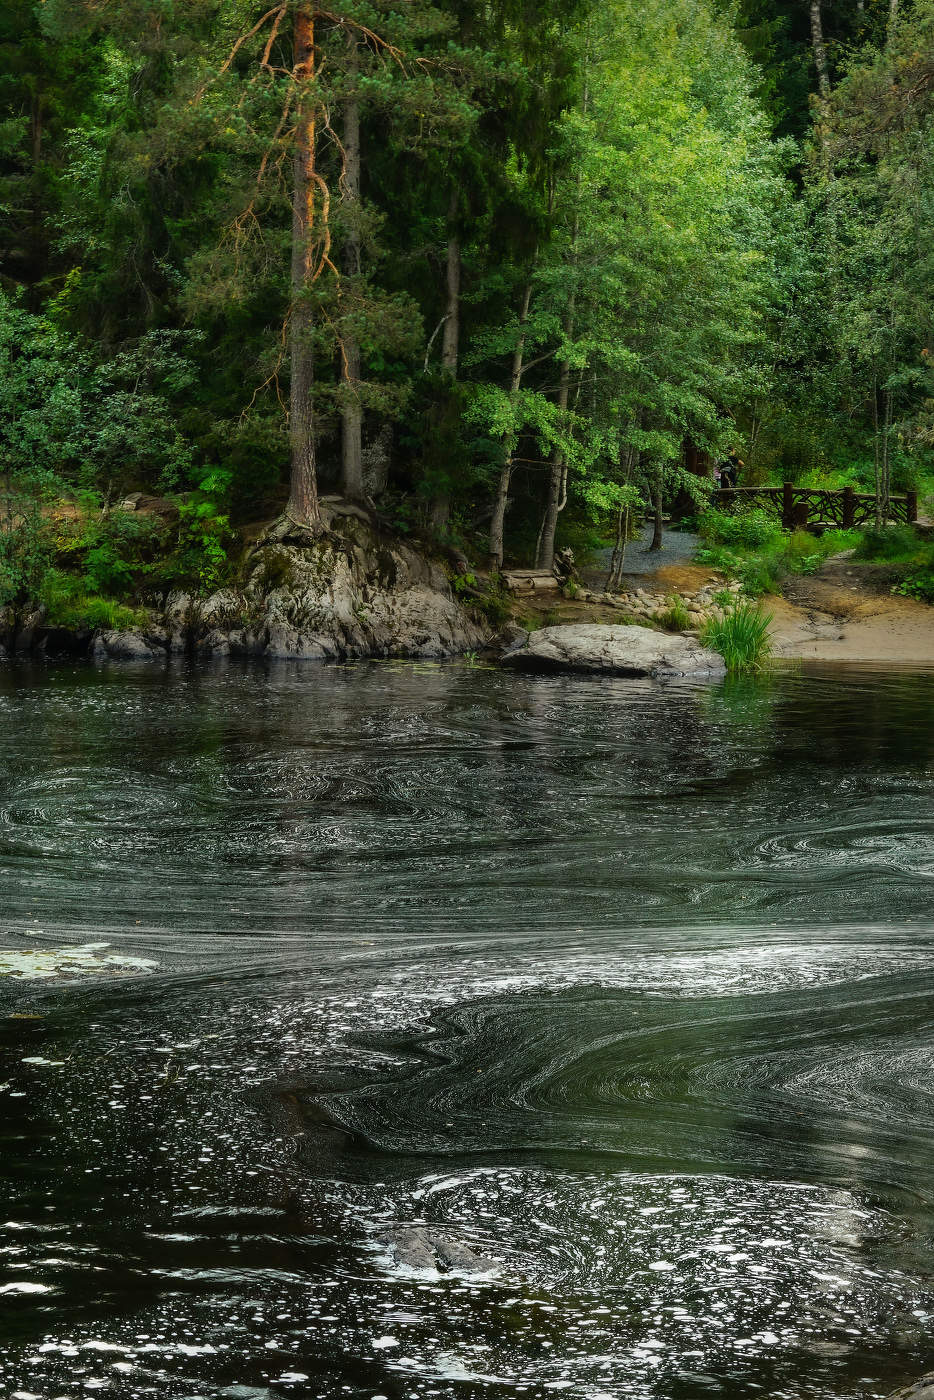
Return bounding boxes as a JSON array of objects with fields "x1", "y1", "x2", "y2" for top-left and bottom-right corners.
[{"x1": 0, "y1": 660, "x2": 933, "y2": 1398}]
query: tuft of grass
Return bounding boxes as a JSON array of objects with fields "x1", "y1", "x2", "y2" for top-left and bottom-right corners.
[
  {"x1": 701, "y1": 601, "x2": 772, "y2": 672},
  {"x1": 654, "y1": 595, "x2": 691, "y2": 632}
]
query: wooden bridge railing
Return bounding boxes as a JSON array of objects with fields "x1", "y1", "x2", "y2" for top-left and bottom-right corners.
[{"x1": 716, "y1": 483, "x2": 918, "y2": 530}]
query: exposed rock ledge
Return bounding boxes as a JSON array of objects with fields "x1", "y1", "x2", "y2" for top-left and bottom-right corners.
[
  {"x1": 14, "y1": 503, "x2": 491, "y2": 663},
  {"x1": 501, "y1": 624, "x2": 726, "y2": 679}
]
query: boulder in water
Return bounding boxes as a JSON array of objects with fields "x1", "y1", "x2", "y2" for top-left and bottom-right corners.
[
  {"x1": 501, "y1": 623, "x2": 725, "y2": 679},
  {"x1": 886, "y1": 1379, "x2": 934, "y2": 1400},
  {"x1": 234, "y1": 507, "x2": 488, "y2": 661},
  {"x1": 92, "y1": 629, "x2": 165, "y2": 662}
]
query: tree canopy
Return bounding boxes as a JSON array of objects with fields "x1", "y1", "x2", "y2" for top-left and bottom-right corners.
[{"x1": 0, "y1": 0, "x2": 931, "y2": 605}]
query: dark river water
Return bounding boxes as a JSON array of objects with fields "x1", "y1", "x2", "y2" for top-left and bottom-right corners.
[{"x1": 1, "y1": 660, "x2": 933, "y2": 1400}]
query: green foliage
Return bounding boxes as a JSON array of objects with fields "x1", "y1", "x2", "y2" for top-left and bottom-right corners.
[
  {"x1": 451, "y1": 569, "x2": 510, "y2": 626},
  {"x1": 855, "y1": 526, "x2": 923, "y2": 563},
  {"x1": 0, "y1": 480, "x2": 56, "y2": 612},
  {"x1": 475, "y1": 588, "x2": 511, "y2": 628},
  {"x1": 892, "y1": 570, "x2": 934, "y2": 605},
  {"x1": 701, "y1": 601, "x2": 772, "y2": 672},
  {"x1": 700, "y1": 508, "x2": 783, "y2": 550},
  {"x1": 39, "y1": 569, "x2": 148, "y2": 632},
  {"x1": 697, "y1": 523, "x2": 863, "y2": 595},
  {"x1": 158, "y1": 473, "x2": 235, "y2": 595},
  {"x1": 853, "y1": 525, "x2": 934, "y2": 604},
  {"x1": 0, "y1": 291, "x2": 199, "y2": 495}
]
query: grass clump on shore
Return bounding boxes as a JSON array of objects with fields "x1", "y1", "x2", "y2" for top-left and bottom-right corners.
[
  {"x1": 654, "y1": 595, "x2": 691, "y2": 632},
  {"x1": 701, "y1": 601, "x2": 772, "y2": 672}
]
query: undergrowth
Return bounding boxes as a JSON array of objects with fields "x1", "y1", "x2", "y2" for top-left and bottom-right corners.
[
  {"x1": 39, "y1": 569, "x2": 149, "y2": 631},
  {"x1": 856, "y1": 527, "x2": 934, "y2": 603},
  {"x1": 695, "y1": 507, "x2": 862, "y2": 596}
]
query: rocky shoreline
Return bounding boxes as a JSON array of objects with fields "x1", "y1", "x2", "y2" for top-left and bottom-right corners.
[
  {"x1": 575, "y1": 578, "x2": 744, "y2": 626},
  {"x1": 0, "y1": 502, "x2": 489, "y2": 664},
  {"x1": 7, "y1": 509, "x2": 934, "y2": 672}
]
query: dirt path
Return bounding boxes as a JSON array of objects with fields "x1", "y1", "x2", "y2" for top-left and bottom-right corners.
[{"x1": 767, "y1": 558, "x2": 934, "y2": 665}]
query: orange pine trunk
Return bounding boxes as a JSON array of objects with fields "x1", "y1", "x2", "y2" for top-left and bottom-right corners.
[{"x1": 288, "y1": 6, "x2": 320, "y2": 527}]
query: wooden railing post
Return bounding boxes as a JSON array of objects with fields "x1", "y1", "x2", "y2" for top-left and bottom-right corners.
[
  {"x1": 782, "y1": 482, "x2": 794, "y2": 530},
  {"x1": 907, "y1": 490, "x2": 918, "y2": 524},
  {"x1": 792, "y1": 500, "x2": 809, "y2": 531},
  {"x1": 842, "y1": 486, "x2": 856, "y2": 530}
]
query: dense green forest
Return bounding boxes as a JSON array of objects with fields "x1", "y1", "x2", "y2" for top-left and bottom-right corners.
[{"x1": 1, "y1": 0, "x2": 932, "y2": 613}]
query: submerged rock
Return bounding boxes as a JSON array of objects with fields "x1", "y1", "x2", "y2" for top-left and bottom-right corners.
[
  {"x1": 501, "y1": 623, "x2": 725, "y2": 679},
  {"x1": 376, "y1": 1225, "x2": 494, "y2": 1275}
]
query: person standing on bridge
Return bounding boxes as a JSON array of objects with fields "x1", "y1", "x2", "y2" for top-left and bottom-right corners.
[{"x1": 719, "y1": 448, "x2": 744, "y2": 488}]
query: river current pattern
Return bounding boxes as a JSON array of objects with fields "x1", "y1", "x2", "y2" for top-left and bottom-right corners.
[{"x1": 0, "y1": 660, "x2": 932, "y2": 1400}]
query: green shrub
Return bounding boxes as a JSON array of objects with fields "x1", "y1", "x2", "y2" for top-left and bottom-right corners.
[
  {"x1": 893, "y1": 570, "x2": 934, "y2": 604},
  {"x1": 699, "y1": 524, "x2": 865, "y2": 598},
  {"x1": 856, "y1": 525, "x2": 924, "y2": 562},
  {"x1": 148, "y1": 475, "x2": 235, "y2": 594},
  {"x1": 476, "y1": 588, "x2": 511, "y2": 627},
  {"x1": 695, "y1": 543, "x2": 743, "y2": 574},
  {"x1": 700, "y1": 507, "x2": 782, "y2": 550},
  {"x1": 738, "y1": 554, "x2": 782, "y2": 597},
  {"x1": 701, "y1": 601, "x2": 772, "y2": 672},
  {"x1": 39, "y1": 569, "x2": 148, "y2": 631},
  {"x1": 0, "y1": 479, "x2": 56, "y2": 610}
]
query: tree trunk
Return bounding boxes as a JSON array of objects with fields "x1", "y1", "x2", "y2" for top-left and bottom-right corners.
[
  {"x1": 649, "y1": 466, "x2": 663, "y2": 551},
  {"x1": 538, "y1": 350, "x2": 571, "y2": 571},
  {"x1": 441, "y1": 229, "x2": 460, "y2": 375},
  {"x1": 340, "y1": 43, "x2": 364, "y2": 501},
  {"x1": 605, "y1": 442, "x2": 636, "y2": 591},
  {"x1": 288, "y1": 6, "x2": 320, "y2": 528},
  {"x1": 872, "y1": 372, "x2": 882, "y2": 528},
  {"x1": 881, "y1": 389, "x2": 892, "y2": 523},
  {"x1": 429, "y1": 191, "x2": 461, "y2": 533},
  {"x1": 538, "y1": 211, "x2": 578, "y2": 571},
  {"x1": 488, "y1": 277, "x2": 533, "y2": 570},
  {"x1": 889, "y1": 0, "x2": 899, "y2": 31},
  {"x1": 809, "y1": 0, "x2": 831, "y2": 99}
]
